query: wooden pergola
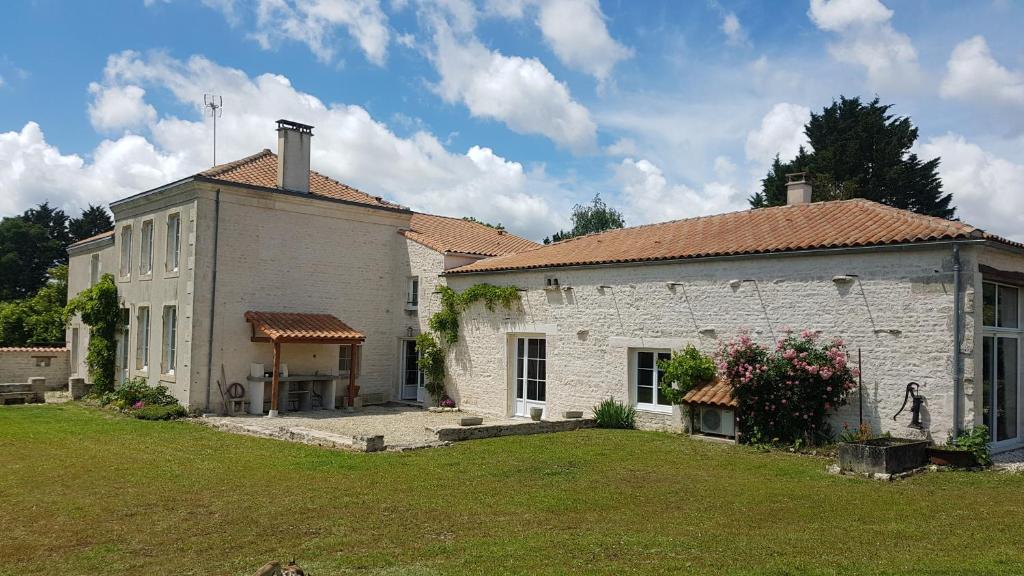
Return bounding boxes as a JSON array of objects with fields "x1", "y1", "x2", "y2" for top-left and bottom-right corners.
[{"x1": 244, "y1": 311, "x2": 365, "y2": 414}]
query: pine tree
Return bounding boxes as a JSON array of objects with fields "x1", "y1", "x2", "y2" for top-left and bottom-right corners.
[
  {"x1": 69, "y1": 204, "x2": 114, "y2": 242},
  {"x1": 544, "y1": 194, "x2": 625, "y2": 244}
]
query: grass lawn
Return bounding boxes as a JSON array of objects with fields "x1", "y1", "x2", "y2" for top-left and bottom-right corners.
[{"x1": 2, "y1": 405, "x2": 1024, "y2": 575}]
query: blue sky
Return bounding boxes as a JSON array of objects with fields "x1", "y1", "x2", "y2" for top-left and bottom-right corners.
[{"x1": 1, "y1": 0, "x2": 1023, "y2": 241}]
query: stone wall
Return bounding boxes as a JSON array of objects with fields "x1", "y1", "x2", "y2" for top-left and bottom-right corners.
[
  {"x1": 0, "y1": 348, "x2": 69, "y2": 385},
  {"x1": 443, "y1": 244, "x2": 986, "y2": 441}
]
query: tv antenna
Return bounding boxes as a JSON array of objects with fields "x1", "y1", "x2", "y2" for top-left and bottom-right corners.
[{"x1": 204, "y1": 94, "x2": 223, "y2": 165}]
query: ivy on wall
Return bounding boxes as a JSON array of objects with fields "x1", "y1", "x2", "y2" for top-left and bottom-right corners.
[
  {"x1": 417, "y1": 283, "x2": 521, "y2": 402},
  {"x1": 64, "y1": 273, "x2": 120, "y2": 394}
]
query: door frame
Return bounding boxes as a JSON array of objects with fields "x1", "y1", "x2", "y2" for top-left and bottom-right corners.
[
  {"x1": 508, "y1": 334, "x2": 547, "y2": 418},
  {"x1": 398, "y1": 338, "x2": 425, "y2": 403},
  {"x1": 980, "y1": 279, "x2": 1024, "y2": 451}
]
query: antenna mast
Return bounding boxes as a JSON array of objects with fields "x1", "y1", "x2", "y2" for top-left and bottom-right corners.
[{"x1": 203, "y1": 94, "x2": 223, "y2": 166}]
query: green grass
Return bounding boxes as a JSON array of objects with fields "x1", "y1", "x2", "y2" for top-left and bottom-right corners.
[{"x1": 2, "y1": 405, "x2": 1023, "y2": 575}]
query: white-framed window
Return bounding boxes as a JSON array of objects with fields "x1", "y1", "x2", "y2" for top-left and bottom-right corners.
[
  {"x1": 161, "y1": 305, "x2": 177, "y2": 375},
  {"x1": 70, "y1": 327, "x2": 80, "y2": 375},
  {"x1": 118, "y1": 308, "x2": 130, "y2": 384},
  {"x1": 339, "y1": 344, "x2": 362, "y2": 377},
  {"x1": 89, "y1": 253, "x2": 100, "y2": 286},
  {"x1": 407, "y1": 276, "x2": 419, "y2": 309},
  {"x1": 139, "y1": 220, "x2": 153, "y2": 275},
  {"x1": 136, "y1": 306, "x2": 150, "y2": 372},
  {"x1": 165, "y1": 213, "x2": 181, "y2": 273},
  {"x1": 119, "y1": 225, "x2": 132, "y2": 278},
  {"x1": 633, "y1": 349, "x2": 672, "y2": 413},
  {"x1": 981, "y1": 280, "x2": 1021, "y2": 445}
]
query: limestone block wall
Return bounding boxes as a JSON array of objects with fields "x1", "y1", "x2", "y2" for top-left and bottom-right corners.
[
  {"x1": 444, "y1": 245, "x2": 973, "y2": 440},
  {"x1": 0, "y1": 348, "x2": 69, "y2": 385}
]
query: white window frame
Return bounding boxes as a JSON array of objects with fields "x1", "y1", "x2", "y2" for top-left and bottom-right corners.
[
  {"x1": 119, "y1": 225, "x2": 133, "y2": 278},
  {"x1": 89, "y1": 253, "x2": 100, "y2": 286},
  {"x1": 406, "y1": 276, "x2": 419, "y2": 310},
  {"x1": 632, "y1": 348, "x2": 673, "y2": 414},
  {"x1": 139, "y1": 219, "x2": 154, "y2": 276},
  {"x1": 70, "y1": 327, "x2": 80, "y2": 376},
  {"x1": 136, "y1": 306, "x2": 150, "y2": 373},
  {"x1": 165, "y1": 213, "x2": 181, "y2": 273},
  {"x1": 161, "y1": 305, "x2": 177, "y2": 376},
  {"x1": 981, "y1": 280, "x2": 1023, "y2": 448},
  {"x1": 118, "y1": 308, "x2": 131, "y2": 384},
  {"x1": 513, "y1": 336, "x2": 547, "y2": 417}
]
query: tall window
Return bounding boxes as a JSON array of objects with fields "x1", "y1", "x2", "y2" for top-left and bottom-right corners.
[
  {"x1": 982, "y1": 281, "x2": 1020, "y2": 445},
  {"x1": 165, "y1": 213, "x2": 180, "y2": 273},
  {"x1": 70, "y1": 327, "x2": 80, "y2": 375},
  {"x1": 139, "y1": 220, "x2": 153, "y2": 275},
  {"x1": 339, "y1": 345, "x2": 362, "y2": 377},
  {"x1": 119, "y1": 225, "x2": 132, "y2": 277},
  {"x1": 634, "y1": 349, "x2": 672, "y2": 413},
  {"x1": 407, "y1": 276, "x2": 419, "y2": 309},
  {"x1": 136, "y1": 306, "x2": 150, "y2": 372},
  {"x1": 89, "y1": 253, "x2": 100, "y2": 286},
  {"x1": 161, "y1": 306, "x2": 177, "y2": 375},
  {"x1": 514, "y1": 337, "x2": 547, "y2": 416},
  {"x1": 118, "y1": 309, "x2": 130, "y2": 384}
]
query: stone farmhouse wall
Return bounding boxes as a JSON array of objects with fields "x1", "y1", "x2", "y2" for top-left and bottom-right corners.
[
  {"x1": 444, "y1": 244, "x2": 989, "y2": 441},
  {"x1": 66, "y1": 233, "x2": 116, "y2": 382},
  {"x1": 0, "y1": 348, "x2": 69, "y2": 385}
]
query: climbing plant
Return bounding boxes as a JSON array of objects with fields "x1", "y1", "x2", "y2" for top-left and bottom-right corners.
[
  {"x1": 417, "y1": 283, "x2": 521, "y2": 402},
  {"x1": 65, "y1": 273, "x2": 120, "y2": 394}
]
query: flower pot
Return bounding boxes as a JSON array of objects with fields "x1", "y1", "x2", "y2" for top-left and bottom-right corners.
[
  {"x1": 529, "y1": 407, "x2": 543, "y2": 421},
  {"x1": 837, "y1": 438, "x2": 928, "y2": 475},
  {"x1": 928, "y1": 447, "x2": 979, "y2": 468}
]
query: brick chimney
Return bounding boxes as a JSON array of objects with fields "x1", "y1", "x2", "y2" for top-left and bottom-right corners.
[
  {"x1": 276, "y1": 119, "x2": 313, "y2": 193},
  {"x1": 786, "y1": 172, "x2": 812, "y2": 205}
]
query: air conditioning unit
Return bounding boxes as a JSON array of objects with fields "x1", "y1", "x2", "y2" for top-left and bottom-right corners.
[{"x1": 699, "y1": 406, "x2": 735, "y2": 437}]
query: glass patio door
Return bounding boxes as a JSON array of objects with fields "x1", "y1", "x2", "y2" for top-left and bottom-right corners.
[
  {"x1": 514, "y1": 337, "x2": 546, "y2": 417},
  {"x1": 982, "y1": 281, "x2": 1022, "y2": 447},
  {"x1": 401, "y1": 339, "x2": 424, "y2": 402}
]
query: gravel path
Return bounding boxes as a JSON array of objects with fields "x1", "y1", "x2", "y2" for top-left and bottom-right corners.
[{"x1": 993, "y1": 447, "x2": 1024, "y2": 472}]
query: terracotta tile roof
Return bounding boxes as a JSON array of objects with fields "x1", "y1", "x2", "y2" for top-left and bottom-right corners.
[
  {"x1": 67, "y1": 229, "x2": 114, "y2": 248},
  {"x1": 0, "y1": 347, "x2": 67, "y2": 353},
  {"x1": 200, "y1": 150, "x2": 404, "y2": 210},
  {"x1": 449, "y1": 199, "x2": 1012, "y2": 274},
  {"x1": 245, "y1": 311, "x2": 365, "y2": 343},
  {"x1": 403, "y1": 213, "x2": 540, "y2": 257},
  {"x1": 681, "y1": 379, "x2": 736, "y2": 408}
]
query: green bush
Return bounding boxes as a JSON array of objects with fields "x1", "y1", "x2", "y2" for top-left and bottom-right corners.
[
  {"x1": 658, "y1": 345, "x2": 716, "y2": 404},
  {"x1": 593, "y1": 397, "x2": 636, "y2": 429},
  {"x1": 99, "y1": 377, "x2": 178, "y2": 410},
  {"x1": 133, "y1": 404, "x2": 187, "y2": 420},
  {"x1": 950, "y1": 425, "x2": 992, "y2": 467}
]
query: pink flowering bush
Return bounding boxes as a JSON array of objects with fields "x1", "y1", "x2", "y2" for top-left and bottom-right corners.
[{"x1": 718, "y1": 329, "x2": 857, "y2": 445}]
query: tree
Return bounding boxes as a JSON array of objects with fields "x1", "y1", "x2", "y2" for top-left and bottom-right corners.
[
  {"x1": 0, "y1": 217, "x2": 58, "y2": 301},
  {"x1": 461, "y1": 216, "x2": 504, "y2": 231},
  {"x1": 22, "y1": 202, "x2": 71, "y2": 266},
  {"x1": 65, "y1": 273, "x2": 120, "y2": 393},
  {"x1": 544, "y1": 193, "x2": 625, "y2": 244},
  {"x1": 0, "y1": 265, "x2": 68, "y2": 346},
  {"x1": 749, "y1": 96, "x2": 954, "y2": 219},
  {"x1": 69, "y1": 204, "x2": 114, "y2": 242}
]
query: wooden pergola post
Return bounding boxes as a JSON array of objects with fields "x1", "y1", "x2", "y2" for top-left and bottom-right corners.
[
  {"x1": 347, "y1": 341, "x2": 358, "y2": 405},
  {"x1": 270, "y1": 340, "x2": 281, "y2": 416}
]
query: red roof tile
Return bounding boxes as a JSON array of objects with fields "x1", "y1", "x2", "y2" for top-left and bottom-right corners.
[
  {"x1": 200, "y1": 150, "x2": 403, "y2": 210},
  {"x1": 449, "y1": 200, "x2": 1013, "y2": 274},
  {"x1": 245, "y1": 311, "x2": 364, "y2": 343},
  {"x1": 681, "y1": 379, "x2": 737, "y2": 408},
  {"x1": 0, "y1": 347, "x2": 67, "y2": 353},
  {"x1": 403, "y1": 213, "x2": 540, "y2": 257}
]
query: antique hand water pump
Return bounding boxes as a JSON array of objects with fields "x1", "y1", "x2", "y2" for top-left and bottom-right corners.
[{"x1": 893, "y1": 381, "x2": 924, "y2": 429}]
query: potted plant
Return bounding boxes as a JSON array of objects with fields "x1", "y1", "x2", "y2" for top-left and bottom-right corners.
[
  {"x1": 928, "y1": 425, "x2": 991, "y2": 468},
  {"x1": 529, "y1": 406, "x2": 543, "y2": 421}
]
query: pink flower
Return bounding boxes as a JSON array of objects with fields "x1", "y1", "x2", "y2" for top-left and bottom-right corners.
[
  {"x1": 820, "y1": 368, "x2": 833, "y2": 379},
  {"x1": 807, "y1": 365, "x2": 819, "y2": 375}
]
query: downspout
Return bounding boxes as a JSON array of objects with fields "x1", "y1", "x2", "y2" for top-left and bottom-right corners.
[
  {"x1": 952, "y1": 243, "x2": 962, "y2": 436},
  {"x1": 204, "y1": 189, "x2": 221, "y2": 413}
]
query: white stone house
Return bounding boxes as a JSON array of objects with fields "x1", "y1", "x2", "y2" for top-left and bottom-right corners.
[{"x1": 66, "y1": 119, "x2": 1024, "y2": 451}]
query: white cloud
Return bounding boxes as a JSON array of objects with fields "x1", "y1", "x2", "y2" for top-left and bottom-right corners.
[
  {"x1": 614, "y1": 158, "x2": 742, "y2": 225},
  {"x1": 919, "y1": 133, "x2": 1024, "y2": 242},
  {"x1": 940, "y1": 36, "x2": 1024, "y2": 107},
  {"x1": 721, "y1": 12, "x2": 748, "y2": 47},
  {"x1": 807, "y1": 0, "x2": 920, "y2": 90},
  {"x1": 430, "y1": 25, "x2": 597, "y2": 152},
  {"x1": 605, "y1": 137, "x2": 638, "y2": 157},
  {"x1": 249, "y1": 0, "x2": 390, "y2": 65},
  {"x1": 0, "y1": 75, "x2": 4, "y2": 88},
  {"x1": 744, "y1": 102, "x2": 810, "y2": 166},
  {"x1": 535, "y1": 0, "x2": 632, "y2": 82},
  {"x1": 87, "y1": 84, "x2": 158, "y2": 132},
  {"x1": 0, "y1": 51, "x2": 568, "y2": 240}
]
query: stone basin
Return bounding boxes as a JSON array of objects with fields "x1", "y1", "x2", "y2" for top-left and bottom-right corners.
[{"x1": 838, "y1": 438, "x2": 929, "y2": 475}]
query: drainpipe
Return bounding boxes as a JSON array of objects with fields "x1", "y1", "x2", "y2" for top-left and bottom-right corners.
[
  {"x1": 952, "y1": 244, "x2": 962, "y2": 436},
  {"x1": 204, "y1": 189, "x2": 221, "y2": 413}
]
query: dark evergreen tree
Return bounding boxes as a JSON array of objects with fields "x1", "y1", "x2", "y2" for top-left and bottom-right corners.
[
  {"x1": 69, "y1": 204, "x2": 114, "y2": 242},
  {"x1": 749, "y1": 96, "x2": 954, "y2": 219},
  {"x1": 544, "y1": 194, "x2": 625, "y2": 244},
  {"x1": 0, "y1": 217, "x2": 58, "y2": 301},
  {"x1": 21, "y1": 202, "x2": 71, "y2": 267}
]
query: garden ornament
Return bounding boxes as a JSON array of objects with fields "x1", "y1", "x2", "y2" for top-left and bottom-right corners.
[{"x1": 893, "y1": 381, "x2": 924, "y2": 429}]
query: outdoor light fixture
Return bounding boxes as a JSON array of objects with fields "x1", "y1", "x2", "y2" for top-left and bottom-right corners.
[
  {"x1": 406, "y1": 326, "x2": 414, "y2": 337},
  {"x1": 832, "y1": 275, "x2": 857, "y2": 284},
  {"x1": 728, "y1": 279, "x2": 742, "y2": 288},
  {"x1": 666, "y1": 281, "x2": 684, "y2": 288},
  {"x1": 598, "y1": 285, "x2": 613, "y2": 290}
]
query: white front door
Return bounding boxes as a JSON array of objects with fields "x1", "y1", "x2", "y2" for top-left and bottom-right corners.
[
  {"x1": 981, "y1": 281, "x2": 1023, "y2": 450},
  {"x1": 513, "y1": 337, "x2": 546, "y2": 417},
  {"x1": 401, "y1": 339, "x2": 425, "y2": 402}
]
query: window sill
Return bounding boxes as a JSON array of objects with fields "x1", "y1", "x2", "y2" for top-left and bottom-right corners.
[
  {"x1": 135, "y1": 368, "x2": 149, "y2": 377},
  {"x1": 635, "y1": 405, "x2": 674, "y2": 415},
  {"x1": 118, "y1": 275, "x2": 131, "y2": 283},
  {"x1": 160, "y1": 372, "x2": 176, "y2": 383},
  {"x1": 139, "y1": 273, "x2": 153, "y2": 282},
  {"x1": 164, "y1": 269, "x2": 181, "y2": 279}
]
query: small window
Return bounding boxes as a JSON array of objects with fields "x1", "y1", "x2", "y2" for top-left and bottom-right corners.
[
  {"x1": 983, "y1": 281, "x2": 1019, "y2": 329},
  {"x1": 71, "y1": 328, "x2": 80, "y2": 374},
  {"x1": 139, "y1": 220, "x2": 153, "y2": 275},
  {"x1": 161, "y1": 305, "x2": 177, "y2": 375},
  {"x1": 339, "y1": 344, "x2": 362, "y2": 377},
  {"x1": 165, "y1": 213, "x2": 181, "y2": 273},
  {"x1": 34, "y1": 356, "x2": 52, "y2": 368},
  {"x1": 119, "y1": 225, "x2": 133, "y2": 278},
  {"x1": 136, "y1": 306, "x2": 150, "y2": 372},
  {"x1": 407, "y1": 277, "x2": 419, "y2": 309},
  {"x1": 89, "y1": 253, "x2": 100, "y2": 286},
  {"x1": 634, "y1": 349, "x2": 672, "y2": 412}
]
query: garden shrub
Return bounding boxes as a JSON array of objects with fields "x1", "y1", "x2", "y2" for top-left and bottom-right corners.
[
  {"x1": 949, "y1": 425, "x2": 992, "y2": 466},
  {"x1": 64, "y1": 273, "x2": 120, "y2": 394},
  {"x1": 133, "y1": 403, "x2": 187, "y2": 421},
  {"x1": 99, "y1": 377, "x2": 180, "y2": 412},
  {"x1": 719, "y1": 330, "x2": 856, "y2": 445},
  {"x1": 658, "y1": 344, "x2": 716, "y2": 404},
  {"x1": 415, "y1": 333, "x2": 447, "y2": 403},
  {"x1": 593, "y1": 397, "x2": 636, "y2": 429}
]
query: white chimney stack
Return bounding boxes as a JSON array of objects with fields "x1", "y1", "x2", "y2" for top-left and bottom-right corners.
[
  {"x1": 276, "y1": 119, "x2": 313, "y2": 193},
  {"x1": 786, "y1": 172, "x2": 812, "y2": 205}
]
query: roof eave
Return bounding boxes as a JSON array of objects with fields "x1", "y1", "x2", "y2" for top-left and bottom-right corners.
[{"x1": 195, "y1": 175, "x2": 412, "y2": 215}]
